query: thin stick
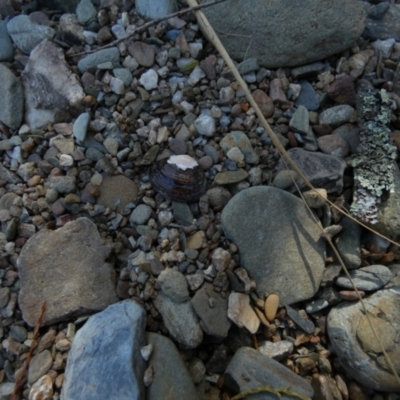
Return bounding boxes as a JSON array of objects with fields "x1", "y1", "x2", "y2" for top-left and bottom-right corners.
[
  {"x1": 185, "y1": 0, "x2": 400, "y2": 249},
  {"x1": 11, "y1": 302, "x2": 46, "y2": 400},
  {"x1": 68, "y1": 0, "x2": 228, "y2": 58}
]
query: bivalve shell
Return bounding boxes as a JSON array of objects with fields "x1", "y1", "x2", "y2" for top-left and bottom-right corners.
[{"x1": 149, "y1": 155, "x2": 207, "y2": 202}]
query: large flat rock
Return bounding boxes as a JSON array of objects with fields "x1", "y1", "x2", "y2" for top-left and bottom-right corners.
[
  {"x1": 62, "y1": 300, "x2": 146, "y2": 400},
  {"x1": 22, "y1": 39, "x2": 84, "y2": 129},
  {"x1": 18, "y1": 217, "x2": 118, "y2": 326},
  {"x1": 221, "y1": 186, "x2": 326, "y2": 305},
  {"x1": 200, "y1": 0, "x2": 365, "y2": 68}
]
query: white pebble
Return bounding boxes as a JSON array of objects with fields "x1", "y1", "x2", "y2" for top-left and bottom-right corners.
[
  {"x1": 227, "y1": 147, "x2": 245, "y2": 164},
  {"x1": 110, "y1": 77, "x2": 125, "y2": 95},
  {"x1": 139, "y1": 69, "x2": 158, "y2": 90},
  {"x1": 59, "y1": 154, "x2": 74, "y2": 167},
  {"x1": 194, "y1": 114, "x2": 216, "y2": 137},
  {"x1": 188, "y1": 65, "x2": 206, "y2": 86}
]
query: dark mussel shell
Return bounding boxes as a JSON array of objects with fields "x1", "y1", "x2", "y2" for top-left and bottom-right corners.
[{"x1": 149, "y1": 155, "x2": 207, "y2": 202}]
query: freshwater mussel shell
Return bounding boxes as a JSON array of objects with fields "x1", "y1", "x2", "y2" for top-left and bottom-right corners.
[{"x1": 149, "y1": 156, "x2": 207, "y2": 202}]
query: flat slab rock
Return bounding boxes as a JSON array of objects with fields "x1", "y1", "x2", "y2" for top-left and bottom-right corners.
[
  {"x1": 61, "y1": 300, "x2": 146, "y2": 400},
  {"x1": 18, "y1": 217, "x2": 118, "y2": 326},
  {"x1": 221, "y1": 186, "x2": 326, "y2": 305},
  {"x1": 146, "y1": 332, "x2": 201, "y2": 400},
  {"x1": 328, "y1": 290, "x2": 400, "y2": 391},
  {"x1": 224, "y1": 347, "x2": 314, "y2": 399},
  {"x1": 22, "y1": 39, "x2": 84, "y2": 129},
  {"x1": 276, "y1": 148, "x2": 347, "y2": 193},
  {"x1": 200, "y1": 0, "x2": 365, "y2": 68}
]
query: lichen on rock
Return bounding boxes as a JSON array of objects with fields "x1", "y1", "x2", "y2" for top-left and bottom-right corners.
[{"x1": 350, "y1": 85, "x2": 397, "y2": 224}]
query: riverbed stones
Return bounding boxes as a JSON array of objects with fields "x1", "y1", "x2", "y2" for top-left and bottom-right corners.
[
  {"x1": 328, "y1": 290, "x2": 400, "y2": 391},
  {"x1": 22, "y1": 40, "x2": 85, "y2": 129},
  {"x1": 201, "y1": 0, "x2": 365, "y2": 68},
  {"x1": 224, "y1": 347, "x2": 314, "y2": 398},
  {"x1": 146, "y1": 332, "x2": 200, "y2": 400},
  {"x1": 222, "y1": 186, "x2": 326, "y2": 305},
  {"x1": 62, "y1": 300, "x2": 146, "y2": 400},
  {"x1": 18, "y1": 218, "x2": 117, "y2": 326},
  {"x1": 220, "y1": 131, "x2": 259, "y2": 164},
  {"x1": 0, "y1": 63, "x2": 23, "y2": 130}
]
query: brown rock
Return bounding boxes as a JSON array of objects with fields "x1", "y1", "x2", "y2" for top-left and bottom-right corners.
[
  {"x1": 18, "y1": 218, "x2": 118, "y2": 326},
  {"x1": 313, "y1": 124, "x2": 333, "y2": 137},
  {"x1": 128, "y1": 41, "x2": 155, "y2": 67},
  {"x1": 252, "y1": 89, "x2": 274, "y2": 118},
  {"x1": 317, "y1": 134, "x2": 350, "y2": 158},
  {"x1": 311, "y1": 375, "x2": 334, "y2": 400},
  {"x1": 347, "y1": 381, "x2": 368, "y2": 400},
  {"x1": 269, "y1": 78, "x2": 287, "y2": 103},
  {"x1": 264, "y1": 294, "x2": 279, "y2": 322},
  {"x1": 327, "y1": 74, "x2": 357, "y2": 105},
  {"x1": 29, "y1": 374, "x2": 53, "y2": 400},
  {"x1": 186, "y1": 231, "x2": 206, "y2": 250},
  {"x1": 339, "y1": 290, "x2": 365, "y2": 301},
  {"x1": 96, "y1": 175, "x2": 138, "y2": 213}
]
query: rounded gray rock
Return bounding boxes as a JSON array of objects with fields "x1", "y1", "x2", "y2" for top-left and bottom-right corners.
[
  {"x1": 221, "y1": 186, "x2": 326, "y2": 305},
  {"x1": 130, "y1": 204, "x2": 152, "y2": 226}
]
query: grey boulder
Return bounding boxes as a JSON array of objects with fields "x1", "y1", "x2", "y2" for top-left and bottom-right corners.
[
  {"x1": 201, "y1": 0, "x2": 365, "y2": 68},
  {"x1": 221, "y1": 186, "x2": 326, "y2": 305},
  {"x1": 62, "y1": 300, "x2": 146, "y2": 400}
]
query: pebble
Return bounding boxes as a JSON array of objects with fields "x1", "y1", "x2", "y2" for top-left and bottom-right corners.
[
  {"x1": 191, "y1": 283, "x2": 231, "y2": 338},
  {"x1": 305, "y1": 299, "x2": 329, "y2": 313},
  {"x1": 252, "y1": 89, "x2": 275, "y2": 117},
  {"x1": 7, "y1": 15, "x2": 55, "y2": 54},
  {"x1": 286, "y1": 305, "x2": 315, "y2": 334},
  {"x1": 139, "y1": 69, "x2": 158, "y2": 90},
  {"x1": 220, "y1": 131, "x2": 259, "y2": 164},
  {"x1": 28, "y1": 350, "x2": 53, "y2": 384},
  {"x1": 135, "y1": 0, "x2": 178, "y2": 20},
  {"x1": 214, "y1": 169, "x2": 248, "y2": 185},
  {"x1": 335, "y1": 216, "x2": 361, "y2": 270},
  {"x1": 295, "y1": 81, "x2": 320, "y2": 110},
  {"x1": 0, "y1": 20, "x2": 13, "y2": 61},
  {"x1": 327, "y1": 74, "x2": 357, "y2": 105},
  {"x1": 130, "y1": 204, "x2": 152, "y2": 226},
  {"x1": 227, "y1": 293, "x2": 260, "y2": 334},
  {"x1": 258, "y1": 340, "x2": 294, "y2": 361},
  {"x1": 73, "y1": 113, "x2": 90, "y2": 144},
  {"x1": 264, "y1": 293, "x2": 280, "y2": 322},
  {"x1": 339, "y1": 290, "x2": 365, "y2": 301},
  {"x1": 76, "y1": 0, "x2": 97, "y2": 25},
  {"x1": 0, "y1": 64, "x2": 24, "y2": 130},
  {"x1": 77, "y1": 47, "x2": 120, "y2": 73},
  {"x1": 194, "y1": 114, "x2": 216, "y2": 137},
  {"x1": 29, "y1": 374, "x2": 53, "y2": 400},
  {"x1": 317, "y1": 133, "x2": 350, "y2": 157},
  {"x1": 319, "y1": 105, "x2": 355, "y2": 126},
  {"x1": 276, "y1": 148, "x2": 347, "y2": 193},
  {"x1": 335, "y1": 265, "x2": 393, "y2": 291},
  {"x1": 302, "y1": 188, "x2": 327, "y2": 209},
  {"x1": 289, "y1": 105, "x2": 309, "y2": 134}
]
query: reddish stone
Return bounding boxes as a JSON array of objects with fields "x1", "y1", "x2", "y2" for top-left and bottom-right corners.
[
  {"x1": 252, "y1": 89, "x2": 274, "y2": 118},
  {"x1": 339, "y1": 290, "x2": 365, "y2": 301},
  {"x1": 269, "y1": 78, "x2": 287, "y2": 103},
  {"x1": 327, "y1": 74, "x2": 357, "y2": 105},
  {"x1": 287, "y1": 131, "x2": 298, "y2": 147},
  {"x1": 313, "y1": 124, "x2": 333, "y2": 137}
]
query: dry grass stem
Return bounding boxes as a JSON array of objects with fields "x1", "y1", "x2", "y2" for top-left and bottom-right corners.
[{"x1": 11, "y1": 302, "x2": 46, "y2": 400}]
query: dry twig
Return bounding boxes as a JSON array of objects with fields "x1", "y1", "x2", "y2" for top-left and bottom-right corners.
[
  {"x1": 68, "y1": 0, "x2": 228, "y2": 58},
  {"x1": 11, "y1": 302, "x2": 46, "y2": 400}
]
